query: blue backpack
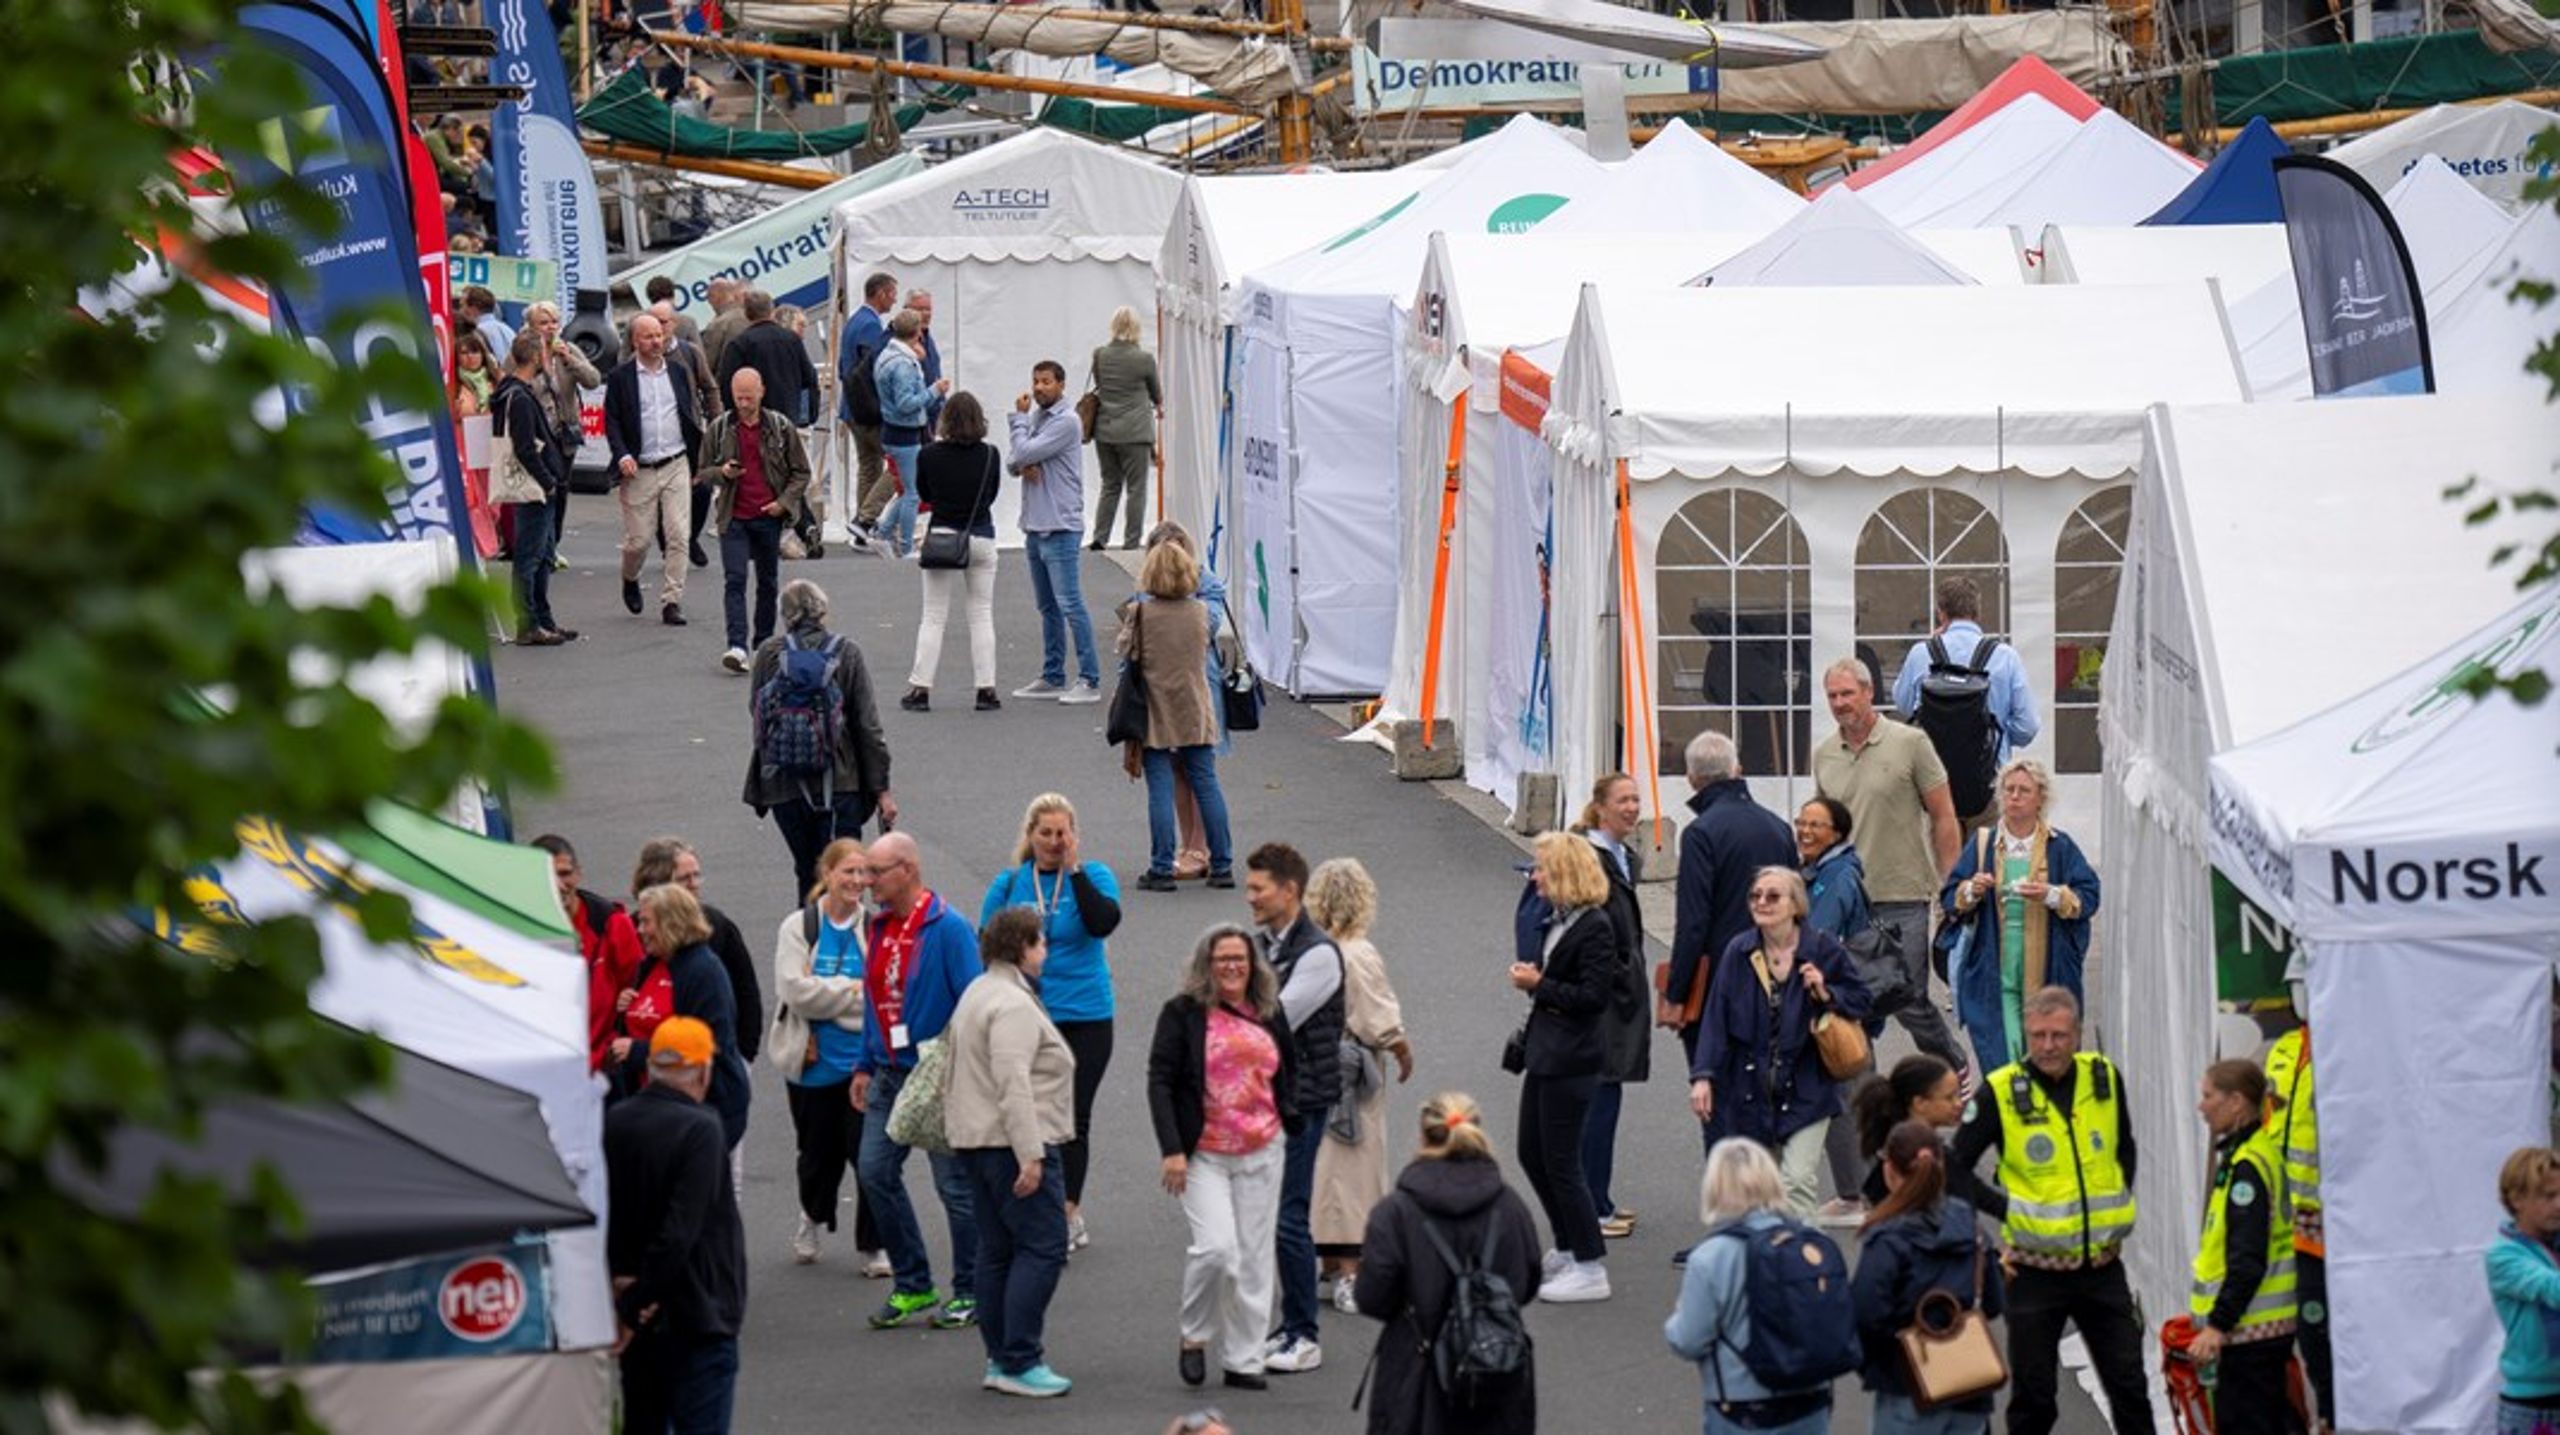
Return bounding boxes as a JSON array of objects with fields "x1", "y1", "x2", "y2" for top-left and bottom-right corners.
[
  {"x1": 1712, "y1": 1216, "x2": 1861, "y2": 1396},
  {"x1": 756, "y1": 633, "x2": 844, "y2": 784}
]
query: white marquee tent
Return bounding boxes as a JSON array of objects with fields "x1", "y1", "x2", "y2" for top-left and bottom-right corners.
[
  {"x1": 830, "y1": 129, "x2": 1185, "y2": 544},
  {"x1": 1539, "y1": 121, "x2": 1805, "y2": 234},
  {"x1": 2213, "y1": 578, "x2": 2560, "y2": 1435},
  {"x1": 1538, "y1": 281, "x2": 2245, "y2": 836},
  {"x1": 2327, "y1": 98, "x2": 2557, "y2": 207},
  {"x1": 1156, "y1": 169, "x2": 1425, "y2": 579},
  {"x1": 1864, "y1": 99, "x2": 2199, "y2": 233},
  {"x1": 1232, "y1": 116, "x2": 1608, "y2": 694},
  {"x1": 1698, "y1": 188, "x2": 1981, "y2": 287},
  {"x1": 2038, "y1": 221, "x2": 2295, "y2": 294},
  {"x1": 2099, "y1": 391, "x2": 2559, "y2": 1435},
  {"x1": 1859, "y1": 91, "x2": 2083, "y2": 226}
]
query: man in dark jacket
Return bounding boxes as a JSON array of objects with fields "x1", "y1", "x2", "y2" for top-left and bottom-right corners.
[
  {"x1": 607, "y1": 1017, "x2": 746, "y2": 1434},
  {"x1": 1244, "y1": 842, "x2": 1343, "y2": 1375},
  {"x1": 1661, "y1": 730, "x2": 1794, "y2": 1065},
  {"x1": 715, "y1": 288, "x2": 818, "y2": 426},
  {"x1": 603, "y1": 313, "x2": 705, "y2": 627}
]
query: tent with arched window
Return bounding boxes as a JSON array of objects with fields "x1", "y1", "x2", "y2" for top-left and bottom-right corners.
[{"x1": 1534, "y1": 281, "x2": 2245, "y2": 838}]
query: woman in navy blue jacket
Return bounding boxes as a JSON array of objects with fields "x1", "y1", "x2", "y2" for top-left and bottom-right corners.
[
  {"x1": 1851, "y1": 1121, "x2": 2006, "y2": 1435},
  {"x1": 1686, "y1": 865, "x2": 1871, "y2": 1217},
  {"x1": 1933, "y1": 758, "x2": 2099, "y2": 1075}
]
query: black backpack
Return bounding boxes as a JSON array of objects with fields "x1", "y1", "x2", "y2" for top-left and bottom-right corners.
[
  {"x1": 1910, "y1": 634, "x2": 2005, "y2": 817},
  {"x1": 845, "y1": 340, "x2": 883, "y2": 427},
  {"x1": 1418, "y1": 1216, "x2": 1531, "y2": 1410}
]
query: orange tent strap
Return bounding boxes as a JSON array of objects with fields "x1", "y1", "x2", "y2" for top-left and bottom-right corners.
[
  {"x1": 1416, "y1": 398, "x2": 1468, "y2": 746},
  {"x1": 1613, "y1": 460, "x2": 1665, "y2": 846}
]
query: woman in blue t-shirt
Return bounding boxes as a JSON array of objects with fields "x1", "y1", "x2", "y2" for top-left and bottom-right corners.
[
  {"x1": 981, "y1": 794, "x2": 1123, "y2": 1252},
  {"x1": 772, "y1": 836, "x2": 885, "y2": 1276}
]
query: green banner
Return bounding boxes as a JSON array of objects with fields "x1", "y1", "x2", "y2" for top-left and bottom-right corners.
[
  {"x1": 2211, "y1": 867, "x2": 2294, "y2": 1006},
  {"x1": 447, "y1": 252, "x2": 557, "y2": 307}
]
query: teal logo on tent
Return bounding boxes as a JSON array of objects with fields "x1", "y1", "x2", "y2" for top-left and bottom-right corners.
[
  {"x1": 2350, "y1": 595, "x2": 2560, "y2": 753},
  {"x1": 1485, "y1": 194, "x2": 1567, "y2": 234},
  {"x1": 1253, "y1": 542, "x2": 1270, "y2": 626},
  {"x1": 1321, "y1": 193, "x2": 1418, "y2": 252}
]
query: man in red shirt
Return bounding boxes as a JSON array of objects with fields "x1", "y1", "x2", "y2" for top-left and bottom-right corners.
[
  {"x1": 532, "y1": 833, "x2": 644, "y2": 1072},
  {"x1": 699, "y1": 366, "x2": 811, "y2": 673}
]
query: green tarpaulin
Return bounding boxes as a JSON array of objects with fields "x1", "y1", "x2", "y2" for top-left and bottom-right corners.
[
  {"x1": 577, "y1": 67, "x2": 962, "y2": 160},
  {"x1": 337, "y1": 802, "x2": 573, "y2": 942},
  {"x1": 2174, "y1": 29, "x2": 2560, "y2": 127},
  {"x1": 1037, "y1": 93, "x2": 1237, "y2": 143}
]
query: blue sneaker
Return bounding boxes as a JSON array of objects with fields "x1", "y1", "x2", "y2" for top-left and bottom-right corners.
[
  {"x1": 991, "y1": 1363, "x2": 1073, "y2": 1398},
  {"x1": 981, "y1": 1361, "x2": 999, "y2": 1390}
]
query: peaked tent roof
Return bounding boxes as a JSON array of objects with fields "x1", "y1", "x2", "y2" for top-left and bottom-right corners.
[
  {"x1": 1859, "y1": 91, "x2": 2085, "y2": 228},
  {"x1": 2040, "y1": 222, "x2": 2294, "y2": 292},
  {"x1": 2145, "y1": 115, "x2": 2291, "y2": 225},
  {"x1": 2326, "y1": 98, "x2": 2558, "y2": 207},
  {"x1": 1966, "y1": 108, "x2": 2203, "y2": 231},
  {"x1": 1540, "y1": 122, "x2": 1805, "y2": 234},
  {"x1": 1696, "y1": 187, "x2": 1974, "y2": 286},
  {"x1": 1841, "y1": 54, "x2": 2103, "y2": 192},
  {"x1": 2385, "y1": 151, "x2": 2528, "y2": 266},
  {"x1": 1409, "y1": 229, "x2": 1763, "y2": 398},
  {"x1": 1158, "y1": 170, "x2": 1428, "y2": 326},
  {"x1": 833, "y1": 127, "x2": 1187, "y2": 264},
  {"x1": 2423, "y1": 202, "x2": 2560, "y2": 394},
  {"x1": 340, "y1": 801, "x2": 576, "y2": 943}
]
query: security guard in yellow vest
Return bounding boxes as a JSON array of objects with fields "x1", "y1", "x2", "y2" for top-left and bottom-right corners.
[
  {"x1": 1951, "y1": 986, "x2": 2158, "y2": 1435},
  {"x1": 2191, "y1": 1058, "x2": 2301, "y2": 1435},
  {"x1": 2265, "y1": 968, "x2": 2332, "y2": 1430}
]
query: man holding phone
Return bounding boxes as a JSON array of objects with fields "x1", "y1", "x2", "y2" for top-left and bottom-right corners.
[{"x1": 698, "y1": 366, "x2": 810, "y2": 673}]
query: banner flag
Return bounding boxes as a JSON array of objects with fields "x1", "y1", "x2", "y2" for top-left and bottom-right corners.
[
  {"x1": 2274, "y1": 154, "x2": 2434, "y2": 399},
  {"x1": 488, "y1": 0, "x2": 608, "y2": 316}
]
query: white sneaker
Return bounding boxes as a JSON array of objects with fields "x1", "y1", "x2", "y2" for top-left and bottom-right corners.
[
  {"x1": 1815, "y1": 1197, "x2": 1869, "y2": 1229},
  {"x1": 1057, "y1": 681, "x2": 1103, "y2": 706},
  {"x1": 1012, "y1": 678, "x2": 1066, "y2": 700},
  {"x1": 1540, "y1": 1248, "x2": 1573, "y2": 1280},
  {"x1": 860, "y1": 1249, "x2": 892, "y2": 1279},
  {"x1": 721, "y1": 647, "x2": 748, "y2": 673},
  {"x1": 791, "y1": 1216, "x2": 820, "y2": 1265},
  {"x1": 1067, "y1": 1212, "x2": 1090, "y2": 1252},
  {"x1": 1263, "y1": 1335, "x2": 1323, "y2": 1373},
  {"x1": 1332, "y1": 1278, "x2": 1359, "y2": 1314},
  {"x1": 1538, "y1": 1260, "x2": 1612, "y2": 1304}
]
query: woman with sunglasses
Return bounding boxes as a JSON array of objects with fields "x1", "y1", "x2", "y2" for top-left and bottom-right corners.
[{"x1": 1686, "y1": 866, "x2": 1872, "y2": 1219}]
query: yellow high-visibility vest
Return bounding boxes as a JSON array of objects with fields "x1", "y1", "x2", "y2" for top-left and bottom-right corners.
[
  {"x1": 2191, "y1": 1120, "x2": 2299, "y2": 1334},
  {"x1": 1991, "y1": 1053, "x2": 2137, "y2": 1263},
  {"x1": 2264, "y1": 1027, "x2": 2321, "y2": 1217}
]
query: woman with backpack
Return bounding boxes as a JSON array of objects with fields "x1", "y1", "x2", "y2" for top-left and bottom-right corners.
[
  {"x1": 1850, "y1": 1121, "x2": 2005, "y2": 1435},
  {"x1": 1509, "y1": 832, "x2": 1620, "y2": 1305},
  {"x1": 1351, "y1": 1091, "x2": 1542, "y2": 1435},
  {"x1": 770, "y1": 837, "x2": 887, "y2": 1278},
  {"x1": 1688, "y1": 866, "x2": 1874, "y2": 1218},
  {"x1": 1934, "y1": 757, "x2": 2099, "y2": 1076},
  {"x1": 1667, "y1": 1138, "x2": 1846, "y2": 1434},
  {"x1": 744, "y1": 579, "x2": 897, "y2": 905}
]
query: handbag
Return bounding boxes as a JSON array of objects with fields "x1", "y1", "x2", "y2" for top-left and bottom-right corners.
[
  {"x1": 883, "y1": 1036, "x2": 953, "y2": 1153},
  {"x1": 1104, "y1": 600, "x2": 1151, "y2": 747},
  {"x1": 486, "y1": 392, "x2": 549, "y2": 507},
  {"x1": 1074, "y1": 389, "x2": 1101, "y2": 447},
  {"x1": 1896, "y1": 1234, "x2": 2009, "y2": 1409},
  {"x1": 1499, "y1": 1020, "x2": 1529, "y2": 1076},
  {"x1": 1810, "y1": 1009, "x2": 1870, "y2": 1080},
  {"x1": 1213, "y1": 588, "x2": 1264, "y2": 732},
  {"x1": 918, "y1": 450, "x2": 992, "y2": 571}
]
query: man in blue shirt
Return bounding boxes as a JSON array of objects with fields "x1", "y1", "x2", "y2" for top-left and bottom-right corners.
[
  {"x1": 840, "y1": 270, "x2": 898, "y2": 544},
  {"x1": 1892, "y1": 575, "x2": 2039, "y2": 822}
]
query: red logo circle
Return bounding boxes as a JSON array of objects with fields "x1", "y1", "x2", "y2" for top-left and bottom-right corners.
[{"x1": 438, "y1": 1257, "x2": 527, "y2": 1342}]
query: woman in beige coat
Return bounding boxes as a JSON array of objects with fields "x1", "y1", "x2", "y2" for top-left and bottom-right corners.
[
  {"x1": 1308, "y1": 858, "x2": 1414, "y2": 1308},
  {"x1": 768, "y1": 837, "x2": 886, "y2": 1275},
  {"x1": 943, "y1": 906, "x2": 1079, "y2": 1397},
  {"x1": 1117, "y1": 540, "x2": 1233, "y2": 892}
]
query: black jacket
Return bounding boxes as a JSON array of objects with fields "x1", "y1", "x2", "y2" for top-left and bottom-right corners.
[
  {"x1": 602, "y1": 354, "x2": 705, "y2": 468},
  {"x1": 491, "y1": 375, "x2": 564, "y2": 496},
  {"x1": 1264, "y1": 913, "x2": 1347, "y2": 1111},
  {"x1": 604, "y1": 1085, "x2": 746, "y2": 1338},
  {"x1": 1587, "y1": 834, "x2": 1652, "y2": 1083},
  {"x1": 1521, "y1": 907, "x2": 1614, "y2": 1078},
  {"x1": 615, "y1": 942, "x2": 752, "y2": 1151},
  {"x1": 1352, "y1": 1154, "x2": 1543, "y2": 1435},
  {"x1": 716, "y1": 320, "x2": 819, "y2": 426},
  {"x1": 1851, "y1": 1196, "x2": 2005, "y2": 1402},
  {"x1": 1667, "y1": 778, "x2": 1796, "y2": 1025},
  {"x1": 916, "y1": 439, "x2": 1003, "y2": 538},
  {"x1": 703, "y1": 903, "x2": 761, "y2": 1063},
  {"x1": 1146, "y1": 995, "x2": 1300, "y2": 1157}
]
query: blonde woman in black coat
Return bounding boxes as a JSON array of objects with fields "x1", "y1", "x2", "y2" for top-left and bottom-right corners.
[
  {"x1": 1508, "y1": 830, "x2": 1619, "y2": 1304},
  {"x1": 1352, "y1": 1091, "x2": 1542, "y2": 1435}
]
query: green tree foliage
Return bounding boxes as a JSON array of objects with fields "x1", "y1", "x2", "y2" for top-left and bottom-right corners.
[{"x1": 0, "y1": 0, "x2": 553, "y2": 1428}]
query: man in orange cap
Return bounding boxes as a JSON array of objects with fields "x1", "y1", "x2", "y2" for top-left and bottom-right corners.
[{"x1": 606, "y1": 1016, "x2": 747, "y2": 1433}]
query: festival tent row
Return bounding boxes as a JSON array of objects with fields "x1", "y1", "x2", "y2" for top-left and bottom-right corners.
[
  {"x1": 1535, "y1": 281, "x2": 2246, "y2": 837},
  {"x1": 2096, "y1": 390, "x2": 2559, "y2": 1435},
  {"x1": 1537, "y1": 121, "x2": 1806, "y2": 235},
  {"x1": 2328, "y1": 97, "x2": 2559, "y2": 207},
  {"x1": 1861, "y1": 98, "x2": 2201, "y2": 232}
]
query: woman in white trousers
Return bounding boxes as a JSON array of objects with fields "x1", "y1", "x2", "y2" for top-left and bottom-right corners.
[{"x1": 899, "y1": 391, "x2": 1002, "y2": 713}]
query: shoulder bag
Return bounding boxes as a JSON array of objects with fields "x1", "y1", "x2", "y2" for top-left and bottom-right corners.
[
  {"x1": 1213, "y1": 586, "x2": 1264, "y2": 732},
  {"x1": 1075, "y1": 355, "x2": 1101, "y2": 446},
  {"x1": 1756, "y1": 943, "x2": 1868, "y2": 1080},
  {"x1": 884, "y1": 1035, "x2": 953, "y2": 1153},
  {"x1": 486, "y1": 390, "x2": 549, "y2": 506},
  {"x1": 1895, "y1": 1231, "x2": 2008, "y2": 1409},
  {"x1": 918, "y1": 449, "x2": 992, "y2": 571},
  {"x1": 1936, "y1": 827, "x2": 1996, "y2": 1001},
  {"x1": 1104, "y1": 600, "x2": 1152, "y2": 747}
]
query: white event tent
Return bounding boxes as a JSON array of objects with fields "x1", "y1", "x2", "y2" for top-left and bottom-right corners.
[
  {"x1": 1864, "y1": 99, "x2": 2199, "y2": 234},
  {"x1": 1858, "y1": 91, "x2": 2083, "y2": 226},
  {"x1": 2327, "y1": 98, "x2": 2557, "y2": 207},
  {"x1": 1156, "y1": 169, "x2": 1425, "y2": 579},
  {"x1": 1232, "y1": 116, "x2": 1608, "y2": 695},
  {"x1": 2098, "y1": 391, "x2": 2559, "y2": 1435},
  {"x1": 1698, "y1": 188, "x2": 1981, "y2": 287},
  {"x1": 1537, "y1": 281, "x2": 2245, "y2": 836},
  {"x1": 1539, "y1": 121, "x2": 1806, "y2": 234},
  {"x1": 830, "y1": 129, "x2": 1184, "y2": 544},
  {"x1": 2037, "y1": 221, "x2": 2295, "y2": 294}
]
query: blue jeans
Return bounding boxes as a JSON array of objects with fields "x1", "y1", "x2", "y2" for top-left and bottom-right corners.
[
  {"x1": 856, "y1": 1064, "x2": 977, "y2": 1299},
  {"x1": 1023, "y1": 530, "x2": 1099, "y2": 687},
  {"x1": 1582, "y1": 1079, "x2": 1624, "y2": 1218},
  {"x1": 1141, "y1": 746, "x2": 1232, "y2": 878},
  {"x1": 1702, "y1": 1402, "x2": 1831, "y2": 1435},
  {"x1": 1872, "y1": 1392, "x2": 1987, "y2": 1434},
  {"x1": 883, "y1": 442, "x2": 921, "y2": 555},
  {"x1": 1275, "y1": 1115, "x2": 1323, "y2": 1342},
  {"x1": 721, "y1": 515, "x2": 783, "y2": 650},
  {"x1": 620, "y1": 1330, "x2": 738, "y2": 1435},
  {"x1": 959, "y1": 1145, "x2": 1069, "y2": 1375},
  {"x1": 509, "y1": 499, "x2": 557, "y2": 633}
]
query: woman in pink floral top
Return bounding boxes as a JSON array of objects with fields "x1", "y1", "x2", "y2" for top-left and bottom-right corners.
[{"x1": 1148, "y1": 924, "x2": 1300, "y2": 1394}]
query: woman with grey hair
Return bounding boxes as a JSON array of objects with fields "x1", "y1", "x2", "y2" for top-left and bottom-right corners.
[
  {"x1": 522, "y1": 297, "x2": 601, "y2": 561},
  {"x1": 1667, "y1": 1138, "x2": 1847, "y2": 1433},
  {"x1": 743, "y1": 579, "x2": 898, "y2": 903},
  {"x1": 1147, "y1": 924, "x2": 1298, "y2": 1390},
  {"x1": 1935, "y1": 755, "x2": 2100, "y2": 1075},
  {"x1": 1088, "y1": 304, "x2": 1161, "y2": 551},
  {"x1": 1309, "y1": 858, "x2": 1413, "y2": 1306}
]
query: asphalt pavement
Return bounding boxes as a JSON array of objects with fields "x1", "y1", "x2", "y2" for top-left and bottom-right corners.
[{"x1": 498, "y1": 492, "x2": 2111, "y2": 1434}]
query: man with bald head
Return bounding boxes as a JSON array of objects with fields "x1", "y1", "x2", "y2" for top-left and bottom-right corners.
[
  {"x1": 698, "y1": 366, "x2": 811, "y2": 671},
  {"x1": 848, "y1": 830, "x2": 985, "y2": 1330},
  {"x1": 604, "y1": 311, "x2": 705, "y2": 625}
]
